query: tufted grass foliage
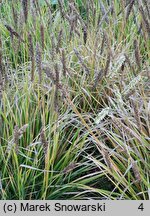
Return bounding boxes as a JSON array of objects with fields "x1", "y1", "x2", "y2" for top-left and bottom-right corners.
[{"x1": 0, "y1": 0, "x2": 149, "y2": 199}]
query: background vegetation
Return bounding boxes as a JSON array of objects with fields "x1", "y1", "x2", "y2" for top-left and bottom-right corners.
[{"x1": 0, "y1": 0, "x2": 149, "y2": 200}]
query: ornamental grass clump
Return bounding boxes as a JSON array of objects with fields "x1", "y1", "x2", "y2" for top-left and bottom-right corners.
[{"x1": 0, "y1": 0, "x2": 149, "y2": 200}]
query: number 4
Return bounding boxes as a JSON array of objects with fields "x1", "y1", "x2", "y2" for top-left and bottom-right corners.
[{"x1": 138, "y1": 203, "x2": 144, "y2": 211}]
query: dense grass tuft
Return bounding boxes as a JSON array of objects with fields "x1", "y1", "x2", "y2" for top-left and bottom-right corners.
[{"x1": 0, "y1": 0, "x2": 149, "y2": 200}]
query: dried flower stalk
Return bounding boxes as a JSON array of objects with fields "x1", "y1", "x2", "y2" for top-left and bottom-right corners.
[
  {"x1": 5, "y1": 25, "x2": 24, "y2": 42},
  {"x1": 104, "y1": 53, "x2": 111, "y2": 76},
  {"x1": 134, "y1": 39, "x2": 141, "y2": 70},
  {"x1": 40, "y1": 128, "x2": 48, "y2": 155},
  {"x1": 14, "y1": 125, "x2": 19, "y2": 154},
  {"x1": 28, "y1": 33, "x2": 35, "y2": 81},
  {"x1": 102, "y1": 149, "x2": 113, "y2": 171},
  {"x1": 83, "y1": 26, "x2": 87, "y2": 45},
  {"x1": 36, "y1": 43, "x2": 42, "y2": 84},
  {"x1": 139, "y1": 6, "x2": 150, "y2": 37},
  {"x1": 54, "y1": 63, "x2": 59, "y2": 112},
  {"x1": 22, "y1": 0, "x2": 28, "y2": 23},
  {"x1": 131, "y1": 158, "x2": 141, "y2": 183},
  {"x1": 92, "y1": 69, "x2": 104, "y2": 90},
  {"x1": 42, "y1": 65, "x2": 56, "y2": 84},
  {"x1": 13, "y1": 124, "x2": 28, "y2": 154},
  {"x1": 40, "y1": 24, "x2": 45, "y2": 51},
  {"x1": 126, "y1": 0, "x2": 135, "y2": 21}
]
